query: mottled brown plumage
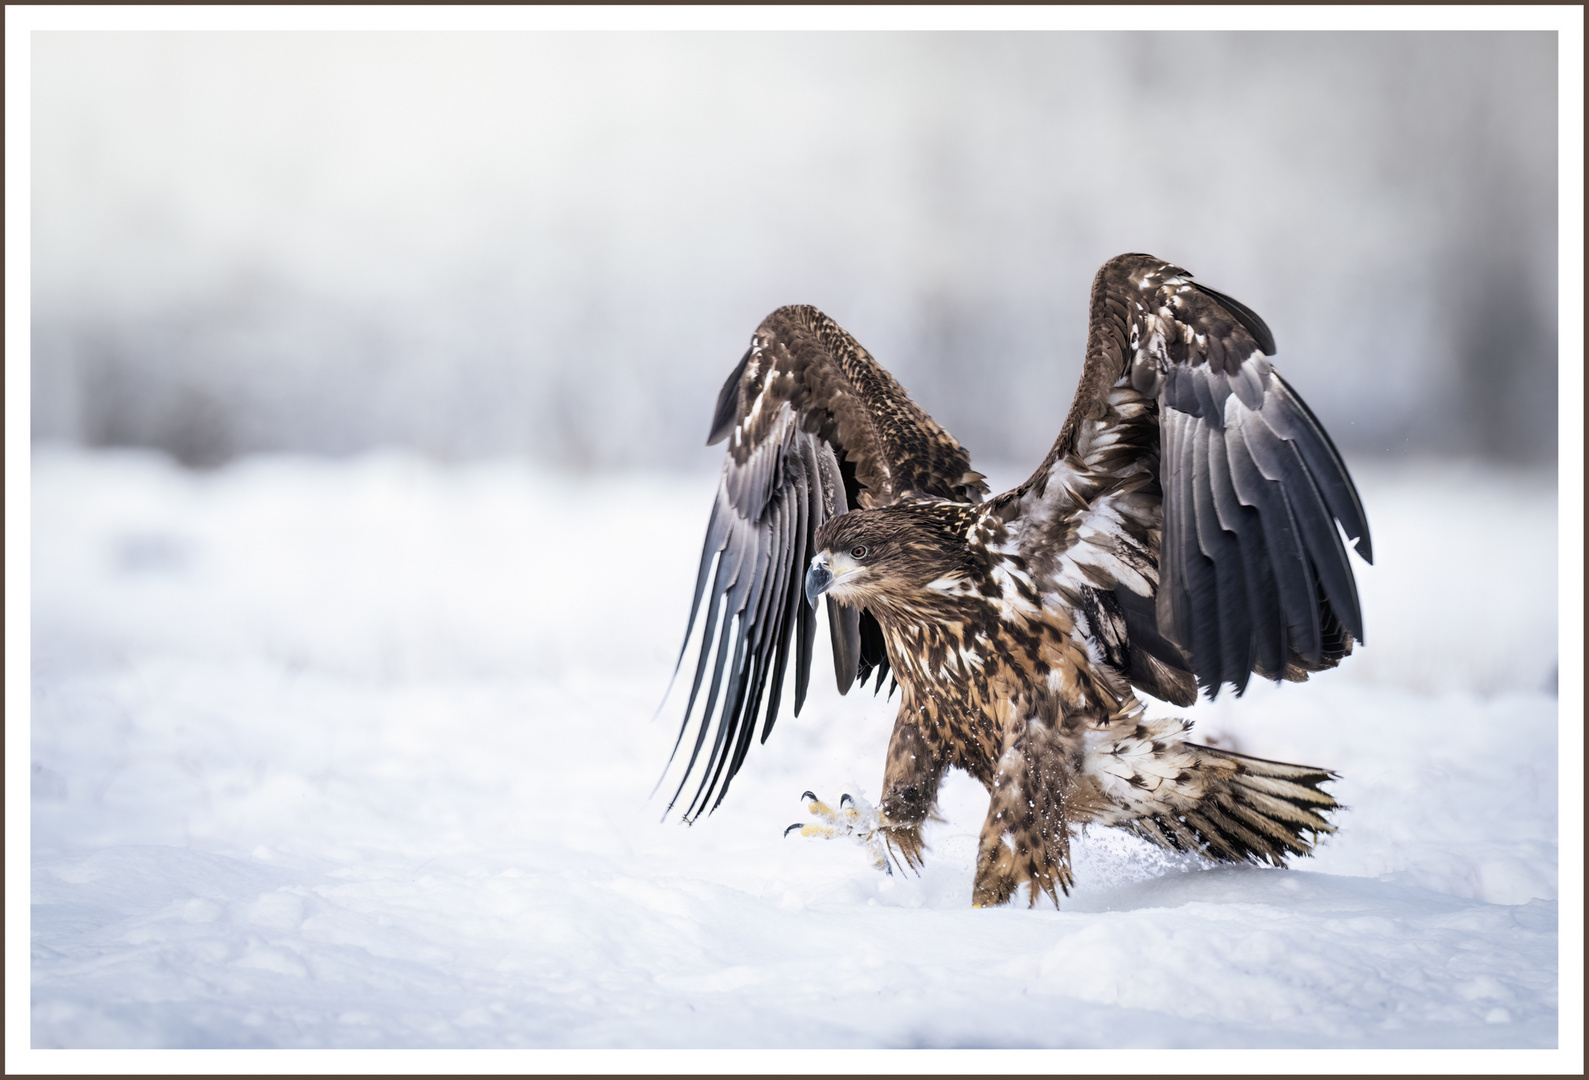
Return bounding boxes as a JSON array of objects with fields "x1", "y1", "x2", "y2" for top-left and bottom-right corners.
[{"x1": 668, "y1": 254, "x2": 1371, "y2": 907}]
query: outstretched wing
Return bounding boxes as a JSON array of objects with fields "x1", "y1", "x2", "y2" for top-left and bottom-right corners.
[
  {"x1": 994, "y1": 253, "x2": 1372, "y2": 705},
  {"x1": 667, "y1": 305, "x2": 986, "y2": 819}
]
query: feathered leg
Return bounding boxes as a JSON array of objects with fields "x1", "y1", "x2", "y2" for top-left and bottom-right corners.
[
  {"x1": 972, "y1": 717, "x2": 1075, "y2": 908},
  {"x1": 874, "y1": 712, "x2": 947, "y2": 871}
]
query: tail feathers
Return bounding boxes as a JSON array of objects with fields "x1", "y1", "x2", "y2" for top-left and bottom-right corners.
[{"x1": 1122, "y1": 745, "x2": 1340, "y2": 866}]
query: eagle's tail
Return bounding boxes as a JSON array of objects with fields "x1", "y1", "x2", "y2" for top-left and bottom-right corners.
[{"x1": 1118, "y1": 743, "x2": 1340, "y2": 865}]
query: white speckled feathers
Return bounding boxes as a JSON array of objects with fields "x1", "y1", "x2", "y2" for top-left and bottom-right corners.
[
  {"x1": 670, "y1": 257, "x2": 1370, "y2": 864},
  {"x1": 991, "y1": 254, "x2": 1373, "y2": 704}
]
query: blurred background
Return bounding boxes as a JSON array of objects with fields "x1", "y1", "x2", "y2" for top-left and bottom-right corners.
[
  {"x1": 24, "y1": 31, "x2": 1566, "y2": 1048},
  {"x1": 30, "y1": 31, "x2": 1559, "y2": 473}
]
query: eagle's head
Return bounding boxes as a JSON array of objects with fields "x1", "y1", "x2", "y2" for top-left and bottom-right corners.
[{"x1": 805, "y1": 504, "x2": 976, "y2": 612}]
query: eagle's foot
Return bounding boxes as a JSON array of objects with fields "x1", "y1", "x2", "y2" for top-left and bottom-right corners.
[
  {"x1": 972, "y1": 718, "x2": 1076, "y2": 908},
  {"x1": 971, "y1": 840, "x2": 1072, "y2": 909},
  {"x1": 784, "y1": 791, "x2": 897, "y2": 875}
]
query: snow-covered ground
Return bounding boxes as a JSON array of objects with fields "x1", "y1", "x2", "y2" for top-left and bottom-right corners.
[{"x1": 21, "y1": 448, "x2": 1569, "y2": 1053}]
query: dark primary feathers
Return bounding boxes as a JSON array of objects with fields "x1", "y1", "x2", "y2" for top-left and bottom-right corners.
[
  {"x1": 668, "y1": 256, "x2": 1371, "y2": 816},
  {"x1": 999, "y1": 255, "x2": 1371, "y2": 701},
  {"x1": 666, "y1": 305, "x2": 987, "y2": 818}
]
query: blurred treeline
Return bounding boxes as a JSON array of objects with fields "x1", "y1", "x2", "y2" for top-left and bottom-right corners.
[{"x1": 30, "y1": 31, "x2": 1558, "y2": 471}]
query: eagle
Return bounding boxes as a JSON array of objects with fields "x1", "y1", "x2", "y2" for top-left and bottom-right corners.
[{"x1": 664, "y1": 253, "x2": 1371, "y2": 908}]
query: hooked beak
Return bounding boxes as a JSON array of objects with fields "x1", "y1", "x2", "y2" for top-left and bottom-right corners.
[{"x1": 805, "y1": 554, "x2": 833, "y2": 608}]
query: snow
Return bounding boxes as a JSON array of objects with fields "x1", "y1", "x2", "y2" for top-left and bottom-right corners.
[{"x1": 20, "y1": 447, "x2": 1571, "y2": 1057}]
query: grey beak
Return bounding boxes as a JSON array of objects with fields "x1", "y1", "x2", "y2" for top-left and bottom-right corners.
[{"x1": 804, "y1": 562, "x2": 833, "y2": 608}]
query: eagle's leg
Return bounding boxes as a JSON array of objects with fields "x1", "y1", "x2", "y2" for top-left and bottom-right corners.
[
  {"x1": 972, "y1": 717, "x2": 1075, "y2": 908},
  {"x1": 874, "y1": 712, "x2": 948, "y2": 873}
]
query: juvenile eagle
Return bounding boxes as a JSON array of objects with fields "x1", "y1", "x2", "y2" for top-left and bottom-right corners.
[{"x1": 666, "y1": 253, "x2": 1371, "y2": 907}]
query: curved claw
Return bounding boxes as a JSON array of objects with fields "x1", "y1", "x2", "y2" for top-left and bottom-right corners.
[{"x1": 783, "y1": 788, "x2": 900, "y2": 878}]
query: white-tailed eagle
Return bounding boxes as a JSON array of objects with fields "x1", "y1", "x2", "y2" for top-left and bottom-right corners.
[{"x1": 666, "y1": 253, "x2": 1371, "y2": 907}]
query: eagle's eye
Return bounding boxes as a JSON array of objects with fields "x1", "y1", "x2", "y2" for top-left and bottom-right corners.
[{"x1": 850, "y1": 544, "x2": 869, "y2": 560}]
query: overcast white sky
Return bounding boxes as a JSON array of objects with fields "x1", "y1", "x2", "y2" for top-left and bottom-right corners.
[{"x1": 28, "y1": 29, "x2": 1562, "y2": 468}]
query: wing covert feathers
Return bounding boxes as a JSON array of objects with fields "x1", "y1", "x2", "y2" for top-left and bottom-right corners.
[
  {"x1": 1003, "y1": 254, "x2": 1371, "y2": 702},
  {"x1": 668, "y1": 306, "x2": 984, "y2": 818},
  {"x1": 725, "y1": 306, "x2": 987, "y2": 509}
]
